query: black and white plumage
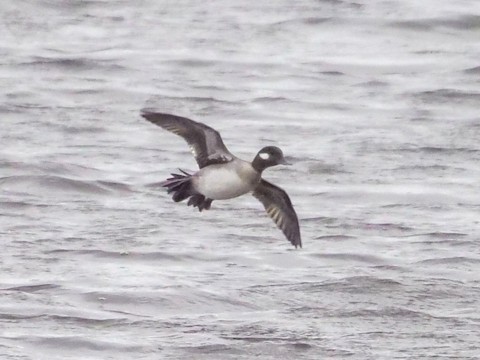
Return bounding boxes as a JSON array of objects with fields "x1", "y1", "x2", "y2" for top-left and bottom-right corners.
[{"x1": 141, "y1": 110, "x2": 302, "y2": 248}]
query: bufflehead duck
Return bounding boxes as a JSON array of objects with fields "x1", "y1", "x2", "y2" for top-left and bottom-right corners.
[{"x1": 141, "y1": 111, "x2": 302, "y2": 248}]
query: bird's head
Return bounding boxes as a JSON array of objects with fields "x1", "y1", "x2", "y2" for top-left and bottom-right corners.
[{"x1": 252, "y1": 146, "x2": 289, "y2": 172}]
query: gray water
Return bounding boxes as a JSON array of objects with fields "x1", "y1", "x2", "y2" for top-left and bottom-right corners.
[{"x1": 1, "y1": 1, "x2": 480, "y2": 359}]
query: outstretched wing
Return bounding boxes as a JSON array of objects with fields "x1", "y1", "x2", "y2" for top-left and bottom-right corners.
[
  {"x1": 252, "y1": 179, "x2": 302, "y2": 248},
  {"x1": 141, "y1": 111, "x2": 234, "y2": 168}
]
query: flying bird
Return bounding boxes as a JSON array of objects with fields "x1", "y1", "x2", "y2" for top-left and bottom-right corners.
[{"x1": 141, "y1": 111, "x2": 301, "y2": 248}]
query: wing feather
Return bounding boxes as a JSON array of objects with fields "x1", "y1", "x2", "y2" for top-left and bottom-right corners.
[
  {"x1": 141, "y1": 111, "x2": 234, "y2": 168},
  {"x1": 253, "y1": 179, "x2": 302, "y2": 248}
]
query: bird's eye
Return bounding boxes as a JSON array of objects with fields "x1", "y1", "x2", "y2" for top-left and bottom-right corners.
[{"x1": 259, "y1": 152, "x2": 270, "y2": 160}]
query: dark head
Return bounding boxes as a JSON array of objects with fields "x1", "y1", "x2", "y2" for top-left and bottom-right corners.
[{"x1": 252, "y1": 146, "x2": 288, "y2": 172}]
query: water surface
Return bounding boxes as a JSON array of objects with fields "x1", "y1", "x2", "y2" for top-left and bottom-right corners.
[{"x1": 1, "y1": 1, "x2": 480, "y2": 359}]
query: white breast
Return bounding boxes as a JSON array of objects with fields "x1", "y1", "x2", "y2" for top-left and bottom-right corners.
[{"x1": 193, "y1": 161, "x2": 259, "y2": 200}]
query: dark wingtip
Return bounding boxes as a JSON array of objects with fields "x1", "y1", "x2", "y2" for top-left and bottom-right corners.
[
  {"x1": 141, "y1": 110, "x2": 181, "y2": 127},
  {"x1": 141, "y1": 109, "x2": 172, "y2": 123},
  {"x1": 140, "y1": 109, "x2": 156, "y2": 122}
]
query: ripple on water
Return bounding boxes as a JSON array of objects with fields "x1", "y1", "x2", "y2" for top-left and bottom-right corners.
[
  {"x1": 309, "y1": 252, "x2": 386, "y2": 265},
  {"x1": 413, "y1": 89, "x2": 480, "y2": 104},
  {"x1": 45, "y1": 249, "x2": 234, "y2": 263},
  {"x1": 3, "y1": 284, "x2": 60, "y2": 293},
  {"x1": 20, "y1": 56, "x2": 127, "y2": 72},
  {"x1": 0, "y1": 175, "x2": 132, "y2": 195},
  {"x1": 12, "y1": 335, "x2": 145, "y2": 352},
  {"x1": 464, "y1": 66, "x2": 480, "y2": 74},
  {"x1": 416, "y1": 256, "x2": 480, "y2": 265},
  {"x1": 390, "y1": 15, "x2": 480, "y2": 31}
]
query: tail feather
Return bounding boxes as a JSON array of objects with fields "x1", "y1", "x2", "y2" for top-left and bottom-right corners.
[
  {"x1": 161, "y1": 170, "x2": 213, "y2": 212},
  {"x1": 160, "y1": 171, "x2": 192, "y2": 201}
]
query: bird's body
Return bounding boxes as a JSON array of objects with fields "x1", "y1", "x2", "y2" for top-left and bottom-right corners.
[
  {"x1": 141, "y1": 111, "x2": 302, "y2": 248},
  {"x1": 193, "y1": 161, "x2": 260, "y2": 200}
]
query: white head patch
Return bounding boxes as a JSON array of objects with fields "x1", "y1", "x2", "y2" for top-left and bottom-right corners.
[{"x1": 259, "y1": 152, "x2": 270, "y2": 160}]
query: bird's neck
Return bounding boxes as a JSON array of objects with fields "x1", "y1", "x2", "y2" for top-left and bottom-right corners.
[{"x1": 252, "y1": 156, "x2": 268, "y2": 173}]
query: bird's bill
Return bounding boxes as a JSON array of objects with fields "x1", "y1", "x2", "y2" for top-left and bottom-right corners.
[{"x1": 280, "y1": 157, "x2": 291, "y2": 165}]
